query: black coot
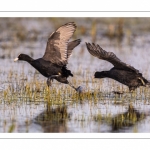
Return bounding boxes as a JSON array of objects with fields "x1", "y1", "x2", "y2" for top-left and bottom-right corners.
[
  {"x1": 14, "y1": 22, "x2": 81, "y2": 91},
  {"x1": 86, "y1": 43, "x2": 150, "y2": 91}
]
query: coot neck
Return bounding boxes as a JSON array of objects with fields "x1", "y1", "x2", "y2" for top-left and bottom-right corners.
[
  {"x1": 103, "y1": 71, "x2": 111, "y2": 78},
  {"x1": 24, "y1": 56, "x2": 34, "y2": 64}
]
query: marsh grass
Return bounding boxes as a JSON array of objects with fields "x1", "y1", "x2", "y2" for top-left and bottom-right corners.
[{"x1": 1, "y1": 68, "x2": 150, "y2": 132}]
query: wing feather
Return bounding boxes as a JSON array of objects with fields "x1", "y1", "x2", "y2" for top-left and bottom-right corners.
[
  {"x1": 43, "y1": 22, "x2": 77, "y2": 66},
  {"x1": 67, "y1": 39, "x2": 81, "y2": 58},
  {"x1": 86, "y1": 42, "x2": 139, "y2": 73}
]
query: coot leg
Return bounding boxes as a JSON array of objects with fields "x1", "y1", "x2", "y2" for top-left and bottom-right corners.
[
  {"x1": 47, "y1": 74, "x2": 61, "y2": 87},
  {"x1": 129, "y1": 86, "x2": 135, "y2": 92},
  {"x1": 47, "y1": 78, "x2": 52, "y2": 87},
  {"x1": 138, "y1": 77, "x2": 146, "y2": 86},
  {"x1": 68, "y1": 83, "x2": 77, "y2": 90},
  {"x1": 68, "y1": 83, "x2": 84, "y2": 93}
]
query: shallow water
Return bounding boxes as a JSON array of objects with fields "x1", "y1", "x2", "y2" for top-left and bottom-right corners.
[{"x1": 1, "y1": 18, "x2": 150, "y2": 133}]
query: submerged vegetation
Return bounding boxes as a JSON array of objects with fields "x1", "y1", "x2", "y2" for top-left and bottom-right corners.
[{"x1": 0, "y1": 18, "x2": 150, "y2": 132}]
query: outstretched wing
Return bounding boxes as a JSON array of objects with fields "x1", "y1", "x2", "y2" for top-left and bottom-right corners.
[
  {"x1": 86, "y1": 42, "x2": 139, "y2": 73},
  {"x1": 43, "y1": 22, "x2": 77, "y2": 66},
  {"x1": 67, "y1": 39, "x2": 81, "y2": 58}
]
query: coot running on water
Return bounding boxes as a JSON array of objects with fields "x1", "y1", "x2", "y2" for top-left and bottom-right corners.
[
  {"x1": 86, "y1": 43, "x2": 150, "y2": 92},
  {"x1": 14, "y1": 22, "x2": 81, "y2": 91}
]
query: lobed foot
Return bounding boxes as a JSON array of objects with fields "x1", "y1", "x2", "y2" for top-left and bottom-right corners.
[
  {"x1": 68, "y1": 83, "x2": 85, "y2": 93},
  {"x1": 76, "y1": 86, "x2": 85, "y2": 94}
]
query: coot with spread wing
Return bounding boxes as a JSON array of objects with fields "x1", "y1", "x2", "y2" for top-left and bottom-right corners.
[
  {"x1": 14, "y1": 22, "x2": 81, "y2": 91},
  {"x1": 86, "y1": 43, "x2": 150, "y2": 91}
]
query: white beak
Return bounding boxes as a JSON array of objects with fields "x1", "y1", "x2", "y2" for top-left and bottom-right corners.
[{"x1": 14, "y1": 58, "x2": 19, "y2": 62}]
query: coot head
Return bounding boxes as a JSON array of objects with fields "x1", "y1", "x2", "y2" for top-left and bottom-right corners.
[
  {"x1": 94, "y1": 71, "x2": 108, "y2": 78},
  {"x1": 14, "y1": 54, "x2": 33, "y2": 62}
]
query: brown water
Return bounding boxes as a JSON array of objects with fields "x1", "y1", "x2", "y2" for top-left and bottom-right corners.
[{"x1": 1, "y1": 18, "x2": 150, "y2": 132}]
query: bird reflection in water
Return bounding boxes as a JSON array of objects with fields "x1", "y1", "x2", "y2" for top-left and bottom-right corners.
[
  {"x1": 112, "y1": 104, "x2": 146, "y2": 132},
  {"x1": 35, "y1": 105, "x2": 71, "y2": 133}
]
